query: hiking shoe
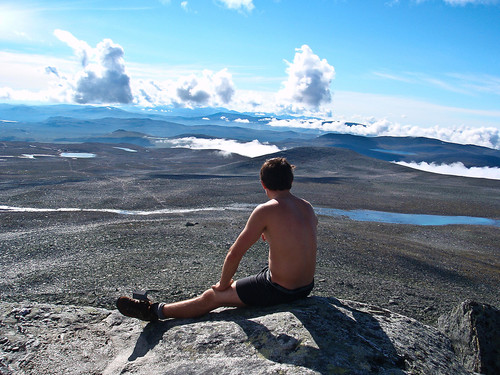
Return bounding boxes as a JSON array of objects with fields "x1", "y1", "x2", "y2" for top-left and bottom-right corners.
[{"x1": 116, "y1": 296, "x2": 159, "y2": 322}]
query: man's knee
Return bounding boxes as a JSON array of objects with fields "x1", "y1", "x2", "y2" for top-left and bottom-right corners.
[
  {"x1": 200, "y1": 288, "x2": 218, "y2": 306},
  {"x1": 200, "y1": 286, "x2": 243, "y2": 308}
]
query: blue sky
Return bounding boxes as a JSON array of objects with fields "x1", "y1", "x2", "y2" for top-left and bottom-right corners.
[{"x1": 1, "y1": 0, "x2": 500, "y2": 145}]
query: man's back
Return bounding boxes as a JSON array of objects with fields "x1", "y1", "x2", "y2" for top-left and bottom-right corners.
[
  {"x1": 260, "y1": 192, "x2": 317, "y2": 290},
  {"x1": 117, "y1": 157, "x2": 317, "y2": 321}
]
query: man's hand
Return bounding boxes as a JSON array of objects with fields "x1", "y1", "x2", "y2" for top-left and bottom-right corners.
[{"x1": 211, "y1": 279, "x2": 234, "y2": 292}]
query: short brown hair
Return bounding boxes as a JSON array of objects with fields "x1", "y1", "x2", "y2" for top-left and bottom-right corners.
[{"x1": 260, "y1": 157, "x2": 294, "y2": 190}]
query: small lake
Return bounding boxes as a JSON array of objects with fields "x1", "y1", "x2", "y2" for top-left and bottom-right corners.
[
  {"x1": 315, "y1": 207, "x2": 500, "y2": 227},
  {"x1": 60, "y1": 152, "x2": 96, "y2": 158}
]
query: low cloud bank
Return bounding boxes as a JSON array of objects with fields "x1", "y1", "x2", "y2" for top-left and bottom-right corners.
[
  {"x1": 267, "y1": 118, "x2": 500, "y2": 150},
  {"x1": 395, "y1": 161, "x2": 500, "y2": 180},
  {"x1": 156, "y1": 137, "x2": 281, "y2": 157}
]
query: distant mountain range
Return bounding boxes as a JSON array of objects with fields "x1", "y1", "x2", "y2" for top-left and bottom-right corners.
[{"x1": 1, "y1": 103, "x2": 499, "y2": 168}]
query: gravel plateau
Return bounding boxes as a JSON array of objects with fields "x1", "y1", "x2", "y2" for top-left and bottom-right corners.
[{"x1": 1, "y1": 141, "x2": 498, "y2": 327}]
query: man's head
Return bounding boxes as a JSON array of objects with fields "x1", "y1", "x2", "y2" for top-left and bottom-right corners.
[{"x1": 260, "y1": 157, "x2": 294, "y2": 191}]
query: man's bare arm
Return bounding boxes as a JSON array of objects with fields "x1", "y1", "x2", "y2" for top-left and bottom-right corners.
[{"x1": 213, "y1": 205, "x2": 267, "y2": 290}]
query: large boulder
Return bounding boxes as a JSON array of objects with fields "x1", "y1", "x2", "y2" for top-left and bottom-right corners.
[
  {"x1": 1, "y1": 297, "x2": 470, "y2": 374},
  {"x1": 438, "y1": 300, "x2": 500, "y2": 375}
]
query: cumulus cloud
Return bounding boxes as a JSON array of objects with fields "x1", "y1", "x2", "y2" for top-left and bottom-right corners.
[
  {"x1": 176, "y1": 75, "x2": 211, "y2": 104},
  {"x1": 267, "y1": 118, "x2": 500, "y2": 150},
  {"x1": 278, "y1": 45, "x2": 335, "y2": 109},
  {"x1": 136, "y1": 68, "x2": 235, "y2": 108},
  {"x1": 216, "y1": 0, "x2": 254, "y2": 12},
  {"x1": 54, "y1": 29, "x2": 133, "y2": 104},
  {"x1": 156, "y1": 137, "x2": 281, "y2": 157},
  {"x1": 395, "y1": 161, "x2": 500, "y2": 180}
]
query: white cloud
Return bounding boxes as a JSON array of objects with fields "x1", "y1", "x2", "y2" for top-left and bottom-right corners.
[
  {"x1": 176, "y1": 74, "x2": 211, "y2": 104},
  {"x1": 447, "y1": 73, "x2": 500, "y2": 96},
  {"x1": 54, "y1": 29, "x2": 133, "y2": 104},
  {"x1": 53, "y1": 29, "x2": 92, "y2": 67},
  {"x1": 268, "y1": 118, "x2": 325, "y2": 130},
  {"x1": 156, "y1": 137, "x2": 281, "y2": 157},
  {"x1": 443, "y1": 0, "x2": 499, "y2": 5},
  {"x1": 212, "y1": 68, "x2": 235, "y2": 103},
  {"x1": 395, "y1": 161, "x2": 500, "y2": 180},
  {"x1": 234, "y1": 118, "x2": 250, "y2": 123},
  {"x1": 216, "y1": 0, "x2": 254, "y2": 12},
  {"x1": 278, "y1": 45, "x2": 335, "y2": 109},
  {"x1": 374, "y1": 70, "x2": 500, "y2": 96},
  {"x1": 0, "y1": 51, "x2": 78, "y2": 102},
  {"x1": 0, "y1": 32, "x2": 134, "y2": 104},
  {"x1": 413, "y1": 0, "x2": 499, "y2": 5},
  {"x1": 135, "y1": 68, "x2": 235, "y2": 107}
]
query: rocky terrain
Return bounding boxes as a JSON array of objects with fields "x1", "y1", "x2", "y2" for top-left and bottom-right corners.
[
  {"x1": 0, "y1": 297, "x2": 485, "y2": 374},
  {"x1": 0, "y1": 141, "x2": 499, "y2": 373}
]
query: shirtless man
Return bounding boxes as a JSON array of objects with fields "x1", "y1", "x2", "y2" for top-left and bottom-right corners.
[{"x1": 117, "y1": 157, "x2": 317, "y2": 321}]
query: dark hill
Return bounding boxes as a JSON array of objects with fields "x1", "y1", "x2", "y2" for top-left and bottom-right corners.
[
  {"x1": 306, "y1": 133, "x2": 500, "y2": 168},
  {"x1": 212, "y1": 146, "x2": 416, "y2": 179}
]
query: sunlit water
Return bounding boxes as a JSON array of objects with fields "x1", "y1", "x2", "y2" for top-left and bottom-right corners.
[
  {"x1": 9, "y1": 153, "x2": 98, "y2": 159},
  {"x1": 60, "y1": 152, "x2": 96, "y2": 158},
  {"x1": 1, "y1": 204, "x2": 498, "y2": 227},
  {"x1": 315, "y1": 207, "x2": 500, "y2": 227}
]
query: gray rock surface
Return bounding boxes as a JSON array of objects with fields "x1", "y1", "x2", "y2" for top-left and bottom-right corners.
[
  {"x1": 1, "y1": 297, "x2": 471, "y2": 374},
  {"x1": 438, "y1": 300, "x2": 500, "y2": 375}
]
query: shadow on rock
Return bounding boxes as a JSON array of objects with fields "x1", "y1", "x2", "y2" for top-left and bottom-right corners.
[
  {"x1": 234, "y1": 297, "x2": 406, "y2": 374},
  {"x1": 128, "y1": 318, "x2": 187, "y2": 361}
]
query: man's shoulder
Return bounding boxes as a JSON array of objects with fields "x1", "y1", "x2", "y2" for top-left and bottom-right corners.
[
  {"x1": 251, "y1": 200, "x2": 281, "y2": 220},
  {"x1": 253, "y1": 201, "x2": 276, "y2": 214}
]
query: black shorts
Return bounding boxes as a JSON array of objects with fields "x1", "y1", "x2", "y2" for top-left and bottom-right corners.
[{"x1": 235, "y1": 266, "x2": 314, "y2": 307}]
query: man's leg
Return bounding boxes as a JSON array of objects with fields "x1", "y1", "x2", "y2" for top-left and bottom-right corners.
[{"x1": 159, "y1": 281, "x2": 245, "y2": 319}]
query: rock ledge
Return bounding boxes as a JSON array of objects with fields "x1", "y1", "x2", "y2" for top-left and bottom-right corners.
[{"x1": 1, "y1": 297, "x2": 472, "y2": 374}]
